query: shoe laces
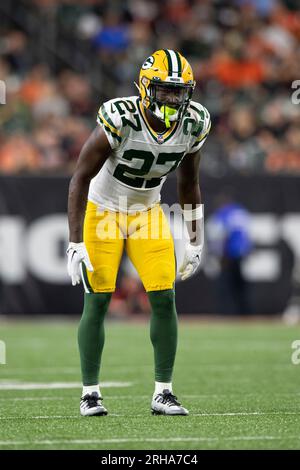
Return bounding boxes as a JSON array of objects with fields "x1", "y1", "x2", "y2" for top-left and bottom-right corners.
[
  {"x1": 158, "y1": 389, "x2": 181, "y2": 407},
  {"x1": 81, "y1": 392, "x2": 101, "y2": 408}
]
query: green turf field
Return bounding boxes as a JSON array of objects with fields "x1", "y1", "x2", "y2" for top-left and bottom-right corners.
[{"x1": 0, "y1": 319, "x2": 299, "y2": 450}]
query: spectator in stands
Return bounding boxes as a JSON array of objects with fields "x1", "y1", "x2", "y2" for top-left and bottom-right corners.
[
  {"x1": 283, "y1": 255, "x2": 300, "y2": 325},
  {"x1": 0, "y1": 0, "x2": 300, "y2": 175},
  {"x1": 206, "y1": 193, "x2": 253, "y2": 315},
  {"x1": 110, "y1": 274, "x2": 150, "y2": 319}
]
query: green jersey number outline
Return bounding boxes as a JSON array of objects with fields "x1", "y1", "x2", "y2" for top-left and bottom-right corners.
[
  {"x1": 111, "y1": 99, "x2": 142, "y2": 132},
  {"x1": 113, "y1": 149, "x2": 185, "y2": 189}
]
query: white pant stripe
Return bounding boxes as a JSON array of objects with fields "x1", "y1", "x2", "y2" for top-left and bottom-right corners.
[{"x1": 80, "y1": 263, "x2": 90, "y2": 294}]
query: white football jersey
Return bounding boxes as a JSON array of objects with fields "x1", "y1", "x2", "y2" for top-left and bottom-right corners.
[{"x1": 88, "y1": 96, "x2": 211, "y2": 213}]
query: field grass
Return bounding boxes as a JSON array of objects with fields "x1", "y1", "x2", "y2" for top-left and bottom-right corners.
[{"x1": 0, "y1": 319, "x2": 300, "y2": 450}]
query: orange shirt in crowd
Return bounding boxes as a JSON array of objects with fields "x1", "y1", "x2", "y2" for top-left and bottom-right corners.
[
  {"x1": 265, "y1": 150, "x2": 300, "y2": 173},
  {"x1": 213, "y1": 58, "x2": 266, "y2": 88},
  {"x1": 0, "y1": 135, "x2": 40, "y2": 172}
]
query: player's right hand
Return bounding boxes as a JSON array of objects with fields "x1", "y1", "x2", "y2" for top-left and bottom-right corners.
[
  {"x1": 178, "y1": 243, "x2": 203, "y2": 281},
  {"x1": 66, "y1": 242, "x2": 94, "y2": 286}
]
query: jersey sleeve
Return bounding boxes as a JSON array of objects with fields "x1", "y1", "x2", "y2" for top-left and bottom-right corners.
[
  {"x1": 96, "y1": 99, "x2": 123, "y2": 150},
  {"x1": 188, "y1": 104, "x2": 211, "y2": 154}
]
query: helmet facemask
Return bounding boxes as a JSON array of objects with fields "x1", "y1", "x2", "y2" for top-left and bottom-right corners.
[{"x1": 147, "y1": 81, "x2": 194, "y2": 128}]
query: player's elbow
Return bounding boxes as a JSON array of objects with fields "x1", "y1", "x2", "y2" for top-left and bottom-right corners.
[{"x1": 70, "y1": 170, "x2": 91, "y2": 191}]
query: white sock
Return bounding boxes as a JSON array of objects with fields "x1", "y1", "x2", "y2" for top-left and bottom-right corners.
[
  {"x1": 82, "y1": 385, "x2": 101, "y2": 397},
  {"x1": 153, "y1": 381, "x2": 173, "y2": 397}
]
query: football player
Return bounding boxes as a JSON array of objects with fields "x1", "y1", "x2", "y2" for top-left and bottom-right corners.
[{"x1": 67, "y1": 49, "x2": 211, "y2": 416}]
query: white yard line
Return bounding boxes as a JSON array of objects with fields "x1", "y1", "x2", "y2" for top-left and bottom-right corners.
[
  {"x1": 0, "y1": 416, "x2": 80, "y2": 419},
  {"x1": 0, "y1": 435, "x2": 299, "y2": 447},
  {"x1": 0, "y1": 381, "x2": 132, "y2": 390},
  {"x1": 0, "y1": 411, "x2": 299, "y2": 420}
]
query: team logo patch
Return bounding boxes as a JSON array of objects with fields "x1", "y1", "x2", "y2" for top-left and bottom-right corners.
[
  {"x1": 142, "y1": 56, "x2": 154, "y2": 70},
  {"x1": 157, "y1": 134, "x2": 164, "y2": 144}
]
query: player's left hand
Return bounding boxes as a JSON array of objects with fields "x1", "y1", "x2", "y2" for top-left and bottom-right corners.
[
  {"x1": 179, "y1": 243, "x2": 203, "y2": 281},
  {"x1": 67, "y1": 242, "x2": 94, "y2": 286}
]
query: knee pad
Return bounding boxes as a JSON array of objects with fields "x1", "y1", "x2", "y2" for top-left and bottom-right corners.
[{"x1": 83, "y1": 264, "x2": 117, "y2": 293}]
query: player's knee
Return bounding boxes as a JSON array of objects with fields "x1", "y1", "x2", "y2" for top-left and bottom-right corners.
[
  {"x1": 147, "y1": 289, "x2": 176, "y2": 317},
  {"x1": 89, "y1": 266, "x2": 117, "y2": 292},
  {"x1": 158, "y1": 265, "x2": 173, "y2": 285},
  {"x1": 144, "y1": 262, "x2": 175, "y2": 291}
]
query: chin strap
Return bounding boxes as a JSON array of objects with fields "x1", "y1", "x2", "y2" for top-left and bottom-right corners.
[
  {"x1": 134, "y1": 81, "x2": 141, "y2": 93},
  {"x1": 160, "y1": 105, "x2": 177, "y2": 128}
]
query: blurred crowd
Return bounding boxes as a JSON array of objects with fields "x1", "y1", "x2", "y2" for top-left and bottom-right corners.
[{"x1": 1, "y1": 0, "x2": 300, "y2": 175}]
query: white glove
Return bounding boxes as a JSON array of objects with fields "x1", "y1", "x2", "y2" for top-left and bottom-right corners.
[
  {"x1": 179, "y1": 243, "x2": 203, "y2": 281},
  {"x1": 67, "y1": 242, "x2": 93, "y2": 286}
]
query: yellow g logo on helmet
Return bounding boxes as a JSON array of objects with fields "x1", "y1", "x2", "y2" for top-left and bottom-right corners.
[{"x1": 142, "y1": 56, "x2": 155, "y2": 70}]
